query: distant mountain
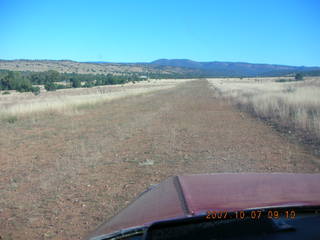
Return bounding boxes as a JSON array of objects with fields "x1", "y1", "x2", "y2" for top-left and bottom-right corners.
[
  {"x1": 151, "y1": 59, "x2": 204, "y2": 69},
  {"x1": 150, "y1": 59, "x2": 320, "y2": 77},
  {"x1": 0, "y1": 58, "x2": 319, "y2": 77}
]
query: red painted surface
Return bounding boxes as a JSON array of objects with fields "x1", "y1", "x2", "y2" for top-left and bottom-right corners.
[
  {"x1": 179, "y1": 173, "x2": 320, "y2": 214},
  {"x1": 87, "y1": 177, "x2": 186, "y2": 238},
  {"x1": 85, "y1": 173, "x2": 320, "y2": 239}
]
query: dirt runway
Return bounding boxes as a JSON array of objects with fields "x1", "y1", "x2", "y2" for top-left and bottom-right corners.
[{"x1": 0, "y1": 79, "x2": 319, "y2": 239}]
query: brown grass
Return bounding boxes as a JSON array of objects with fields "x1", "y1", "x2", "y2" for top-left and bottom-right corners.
[
  {"x1": 209, "y1": 77, "x2": 320, "y2": 143},
  {"x1": 0, "y1": 79, "x2": 192, "y2": 119}
]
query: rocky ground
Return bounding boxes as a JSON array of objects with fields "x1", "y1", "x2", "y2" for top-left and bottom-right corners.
[{"x1": 0, "y1": 79, "x2": 319, "y2": 240}]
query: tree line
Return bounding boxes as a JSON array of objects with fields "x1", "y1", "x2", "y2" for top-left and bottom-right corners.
[
  {"x1": 0, "y1": 70, "x2": 40, "y2": 94},
  {"x1": 0, "y1": 70, "x2": 146, "y2": 94}
]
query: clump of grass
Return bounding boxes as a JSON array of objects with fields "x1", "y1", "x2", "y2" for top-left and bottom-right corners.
[{"x1": 2, "y1": 91, "x2": 11, "y2": 95}]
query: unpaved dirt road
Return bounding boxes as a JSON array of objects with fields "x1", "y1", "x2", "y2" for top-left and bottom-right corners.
[{"x1": 0, "y1": 80, "x2": 319, "y2": 239}]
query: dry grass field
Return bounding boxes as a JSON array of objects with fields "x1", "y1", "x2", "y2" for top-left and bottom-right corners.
[
  {"x1": 1, "y1": 79, "x2": 320, "y2": 240},
  {"x1": 209, "y1": 77, "x2": 320, "y2": 153},
  {"x1": 0, "y1": 79, "x2": 192, "y2": 119}
]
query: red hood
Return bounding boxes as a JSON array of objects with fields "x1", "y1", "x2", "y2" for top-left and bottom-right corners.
[{"x1": 86, "y1": 173, "x2": 320, "y2": 239}]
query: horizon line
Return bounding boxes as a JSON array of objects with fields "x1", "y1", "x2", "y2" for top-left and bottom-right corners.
[{"x1": 0, "y1": 58, "x2": 319, "y2": 68}]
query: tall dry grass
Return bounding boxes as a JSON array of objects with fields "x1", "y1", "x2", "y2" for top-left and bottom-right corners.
[
  {"x1": 208, "y1": 77, "x2": 320, "y2": 142},
  {"x1": 0, "y1": 79, "x2": 192, "y2": 118}
]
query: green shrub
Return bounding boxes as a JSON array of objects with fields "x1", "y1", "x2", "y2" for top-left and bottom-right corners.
[
  {"x1": 44, "y1": 82, "x2": 57, "y2": 91},
  {"x1": 70, "y1": 78, "x2": 81, "y2": 88},
  {"x1": 275, "y1": 78, "x2": 291, "y2": 83},
  {"x1": 2, "y1": 91, "x2": 10, "y2": 95},
  {"x1": 6, "y1": 115, "x2": 18, "y2": 124},
  {"x1": 84, "y1": 81, "x2": 95, "y2": 88},
  {"x1": 295, "y1": 73, "x2": 304, "y2": 81},
  {"x1": 32, "y1": 86, "x2": 40, "y2": 95}
]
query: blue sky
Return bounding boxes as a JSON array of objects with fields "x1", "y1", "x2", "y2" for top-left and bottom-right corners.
[{"x1": 1, "y1": 0, "x2": 319, "y2": 66}]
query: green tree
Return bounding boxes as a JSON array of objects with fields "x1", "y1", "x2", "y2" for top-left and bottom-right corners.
[
  {"x1": 31, "y1": 86, "x2": 40, "y2": 95},
  {"x1": 44, "y1": 82, "x2": 57, "y2": 91},
  {"x1": 295, "y1": 73, "x2": 304, "y2": 81},
  {"x1": 84, "y1": 81, "x2": 94, "y2": 88},
  {"x1": 70, "y1": 78, "x2": 81, "y2": 88},
  {"x1": 30, "y1": 72, "x2": 44, "y2": 84},
  {"x1": 95, "y1": 79, "x2": 103, "y2": 86},
  {"x1": 2, "y1": 71, "x2": 16, "y2": 90},
  {"x1": 46, "y1": 70, "x2": 60, "y2": 82}
]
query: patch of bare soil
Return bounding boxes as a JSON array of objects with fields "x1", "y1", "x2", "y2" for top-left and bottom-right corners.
[{"x1": 0, "y1": 80, "x2": 319, "y2": 239}]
